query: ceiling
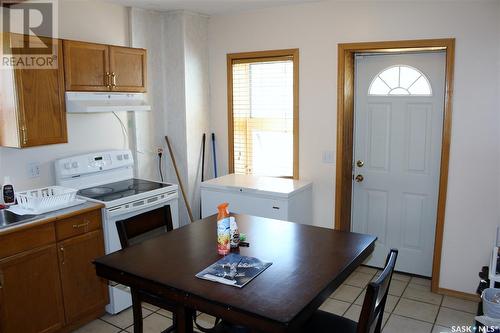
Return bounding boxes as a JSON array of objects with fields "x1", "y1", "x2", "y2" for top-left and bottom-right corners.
[{"x1": 105, "y1": 0, "x2": 321, "y2": 15}]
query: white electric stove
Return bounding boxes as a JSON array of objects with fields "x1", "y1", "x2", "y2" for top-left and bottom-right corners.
[{"x1": 55, "y1": 149, "x2": 179, "y2": 314}]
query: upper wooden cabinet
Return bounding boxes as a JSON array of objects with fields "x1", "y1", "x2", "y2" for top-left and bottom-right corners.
[
  {"x1": 0, "y1": 37, "x2": 147, "y2": 148},
  {"x1": 64, "y1": 40, "x2": 147, "y2": 92},
  {"x1": 109, "y1": 46, "x2": 147, "y2": 92},
  {"x1": 0, "y1": 35, "x2": 67, "y2": 148},
  {"x1": 63, "y1": 41, "x2": 109, "y2": 91}
]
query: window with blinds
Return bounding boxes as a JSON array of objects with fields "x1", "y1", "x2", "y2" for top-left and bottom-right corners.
[{"x1": 228, "y1": 50, "x2": 299, "y2": 178}]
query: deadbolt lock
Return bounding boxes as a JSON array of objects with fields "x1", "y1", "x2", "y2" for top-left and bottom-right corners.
[
  {"x1": 355, "y1": 174, "x2": 364, "y2": 183},
  {"x1": 356, "y1": 160, "x2": 364, "y2": 167}
]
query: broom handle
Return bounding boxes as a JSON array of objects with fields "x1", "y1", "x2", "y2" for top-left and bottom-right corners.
[
  {"x1": 200, "y1": 133, "x2": 206, "y2": 219},
  {"x1": 201, "y1": 133, "x2": 206, "y2": 182},
  {"x1": 165, "y1": 136, "x2": 194, "y2": 223},
  {"x1": 212, "y1": 133, "x2": 218, "y2": 178}
]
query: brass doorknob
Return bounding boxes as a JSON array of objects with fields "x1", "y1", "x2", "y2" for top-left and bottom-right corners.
[
  {"x1": 355, "y1": 174, "x2": 364, "y2": 182},
  {"x1": 356, "y1": 160, "x2": 364, "y2": 167}
]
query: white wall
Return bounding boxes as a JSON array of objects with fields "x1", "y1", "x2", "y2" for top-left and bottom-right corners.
[
  {"x1": 184, "y1": 13, "x2": 211, "y2": 221},
  {"x1": 129, "y1": 8, "x2": 171, "y2": 182},
  {"x1": 129, "y1": 9, "x2": 210, "y2": 225},
  {"x1": 163, "y1": 11, "x2": 190, "y2": 223},
  {"x1": 208, "y1": 1, "x2": 500, "y2": 294},
  {"x1": 0, "y1": 0, "x2": 130, "y2": 190}
]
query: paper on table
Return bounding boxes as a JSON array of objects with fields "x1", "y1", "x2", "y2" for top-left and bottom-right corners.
[
  {"x1": 201, "y1": 274, "x2": 238, "y2": 286},
  {"x1": 195, "y1": 253, "x2": 272, "y2": 288}
]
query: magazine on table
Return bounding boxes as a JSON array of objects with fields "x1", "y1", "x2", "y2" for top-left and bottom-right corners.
[{"x1": 196, "y1": 253, "x2": 272, "y2": 288}]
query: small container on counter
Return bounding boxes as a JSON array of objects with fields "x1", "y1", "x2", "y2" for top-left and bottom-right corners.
[
  {"x1": 230, "y1": 216, "x2": 240, "y2": 248},
  {"x1": 2, "y1": 176, "x2": 15, "y2": 205}
]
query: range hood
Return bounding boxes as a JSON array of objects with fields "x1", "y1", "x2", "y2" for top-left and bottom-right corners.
[{"x1": 66, "y1": 92, "x2": 151, "y2": 113}]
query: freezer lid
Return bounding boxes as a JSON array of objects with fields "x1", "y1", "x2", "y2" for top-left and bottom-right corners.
[{"x1": 200, "y1": 174, "x2": 312, "y2": 198}]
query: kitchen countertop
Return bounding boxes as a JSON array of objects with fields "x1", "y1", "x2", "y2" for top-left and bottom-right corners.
[{"x1": 0, "y1": 201, "x2": 104, "y2": 235}]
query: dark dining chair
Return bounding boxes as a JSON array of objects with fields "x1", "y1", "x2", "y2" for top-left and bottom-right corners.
[
  {"x1": 302, "y1": 249, "x2": 399, "y2": 333},
  {"x1": 115, "y1": 205, "x2": 176, "y2": 333}
]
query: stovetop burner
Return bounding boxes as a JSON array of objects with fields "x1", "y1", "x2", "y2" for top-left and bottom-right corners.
[
  {"x1": 78, "y1": 178, "x2": 172, "y2": 202},
  {"x1": 79, "y1": 187, "x2": 114, "y2": 196}
]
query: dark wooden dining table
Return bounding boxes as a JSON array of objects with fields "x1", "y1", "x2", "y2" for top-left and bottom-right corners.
[{"x1": 94, "y1": 214, "x2": 376, "y2": 333}]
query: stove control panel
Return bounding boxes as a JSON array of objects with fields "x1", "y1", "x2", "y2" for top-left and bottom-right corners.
[
  {"x1": 55, "y1": 150, "x2": 134, "y2": 180},
  {"x1": 89, "y1": 153, "x2": 112, "y2": 168}
]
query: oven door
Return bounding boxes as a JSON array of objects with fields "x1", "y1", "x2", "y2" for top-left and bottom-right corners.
[
  {"x1": 103, "y1": 194, "x2": 179, "y2": 255},
  {"x1": 102, "y1": 194, "x2": 178, "y2": 314}
]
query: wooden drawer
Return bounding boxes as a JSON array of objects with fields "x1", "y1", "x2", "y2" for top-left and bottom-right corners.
[
  {"x1": 0, "y1": 223, "x2": 56, "y2": 259},
  {"x1": 55, "y1": 209, "x2": 101, "y2": 241}
]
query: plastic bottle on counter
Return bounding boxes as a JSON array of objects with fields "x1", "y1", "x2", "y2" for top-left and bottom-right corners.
[
  {"x1": 216, "y1": 202, "x2": 231, "y2": 255},
  {"x1": 230, "y1": 217, "x2": 240, "y2": 248},
  {"x1": 1, "y1": 177, "x2": 15, "y2": 205}
]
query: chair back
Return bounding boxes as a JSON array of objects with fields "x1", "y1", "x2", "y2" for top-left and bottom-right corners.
[
  {"x1": 356, "y1": 249, "x2": 398, "y2": 333},
  {"x1": 116, "y1": 205, "x2": 173, "y2": 248}
]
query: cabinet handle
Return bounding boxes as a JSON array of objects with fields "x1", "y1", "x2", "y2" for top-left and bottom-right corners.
[
  {"x1": 72, "y1": 220, "x2": 90, "y2": 229},
  {"x1": 0, "y1": 271, "x2": 4, "y2": 289},
  {"x1": 60, "y1": 247, "x2": 65, "y2": 265},
  {"x1": 21, "y1": 125, "x2": 27, "y2": 145},
  {"x1": 111, "y1": 72, "x2": 116, "y2": 87},
  {"x1": 105, "y1": 72, "x2": 111, "y2": 88}
]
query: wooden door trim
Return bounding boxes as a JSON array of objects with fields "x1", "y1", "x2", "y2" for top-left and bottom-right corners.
[{"x1": 335, "y1": 38, "x2": 455, "y2": 293}]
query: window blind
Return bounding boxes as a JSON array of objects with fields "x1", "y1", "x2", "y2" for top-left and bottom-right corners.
[{"x1": 231, "y1": 58, "x2": 295, "y2": 177}]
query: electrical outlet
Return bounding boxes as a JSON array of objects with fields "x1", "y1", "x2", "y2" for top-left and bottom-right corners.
[
  {"x1": 322, "y1": 151, "x2": 335, "y2": 164},
  {"x1": 28, "y1": 162, "x2": 40, "y2": 178}
]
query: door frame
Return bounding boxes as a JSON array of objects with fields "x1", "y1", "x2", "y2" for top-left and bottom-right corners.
[{"x1": 334, "y1": 39, "x2": 455, "y2": 293}]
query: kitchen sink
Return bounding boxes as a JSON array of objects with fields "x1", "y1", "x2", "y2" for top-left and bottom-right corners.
[{"x1": 0, "y1": 209, "x2": 38, "y2": 229}]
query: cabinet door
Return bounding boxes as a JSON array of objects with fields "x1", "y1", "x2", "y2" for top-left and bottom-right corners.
[
  {"x1": 0, "y1": 245, "x2": 65, "y2": 333},
  {"x1": 64, "y1": 40, "x2": 110, "y2": 91},
  {"x1": 109, "y1": 46, "x2": 147, "y2": 92},
  {"x1": 58, "y1": 230, "x2": 108, "y2": 323},
  {"x1": 11, "y1": 37, "x2": 67, "y2": 147}
]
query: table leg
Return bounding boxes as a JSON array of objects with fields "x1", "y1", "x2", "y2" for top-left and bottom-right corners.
[
  {"x1": 130, "y1": 288, "x2": 143, "y2": 333},
  {"x1": 175, "y1": 305, "x2": 194, "y2": 333}
]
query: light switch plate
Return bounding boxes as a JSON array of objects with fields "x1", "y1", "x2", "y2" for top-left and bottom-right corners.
[
  {"x1": 322, "y1": 151, "x2": 335, "y2": 164},
  {"x1": 28, "y1": 162, "x2": 40, "y2": 178}
]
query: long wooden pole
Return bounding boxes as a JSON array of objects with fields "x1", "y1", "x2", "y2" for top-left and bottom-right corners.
[{"x1": 165, "y1": 136, "x2": 194, "y2": 223}]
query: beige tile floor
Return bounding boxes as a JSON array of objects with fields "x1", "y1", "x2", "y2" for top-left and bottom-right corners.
[{"x1": 71, "y1": 266, "x2": 479, "y2": 333}]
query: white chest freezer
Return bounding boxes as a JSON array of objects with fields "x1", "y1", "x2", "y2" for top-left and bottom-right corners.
[{"x1": 201, "y1": 174, "x2": 313, "y2": 224}]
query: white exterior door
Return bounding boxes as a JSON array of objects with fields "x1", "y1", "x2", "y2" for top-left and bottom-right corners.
[{"x1": 352, "y1": 52, "x2": 445, "y2": 276}]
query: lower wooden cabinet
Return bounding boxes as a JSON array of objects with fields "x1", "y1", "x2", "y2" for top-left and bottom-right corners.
[
  {"x1": 0, "y1": 245, "x2": 65, "y2": 333},
  {"x1": 58, "y1": 230, "x2": 107, "y2": 323},
  {"x1": 0, "y1": 207, "x2": 107, "y2": 333}
]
